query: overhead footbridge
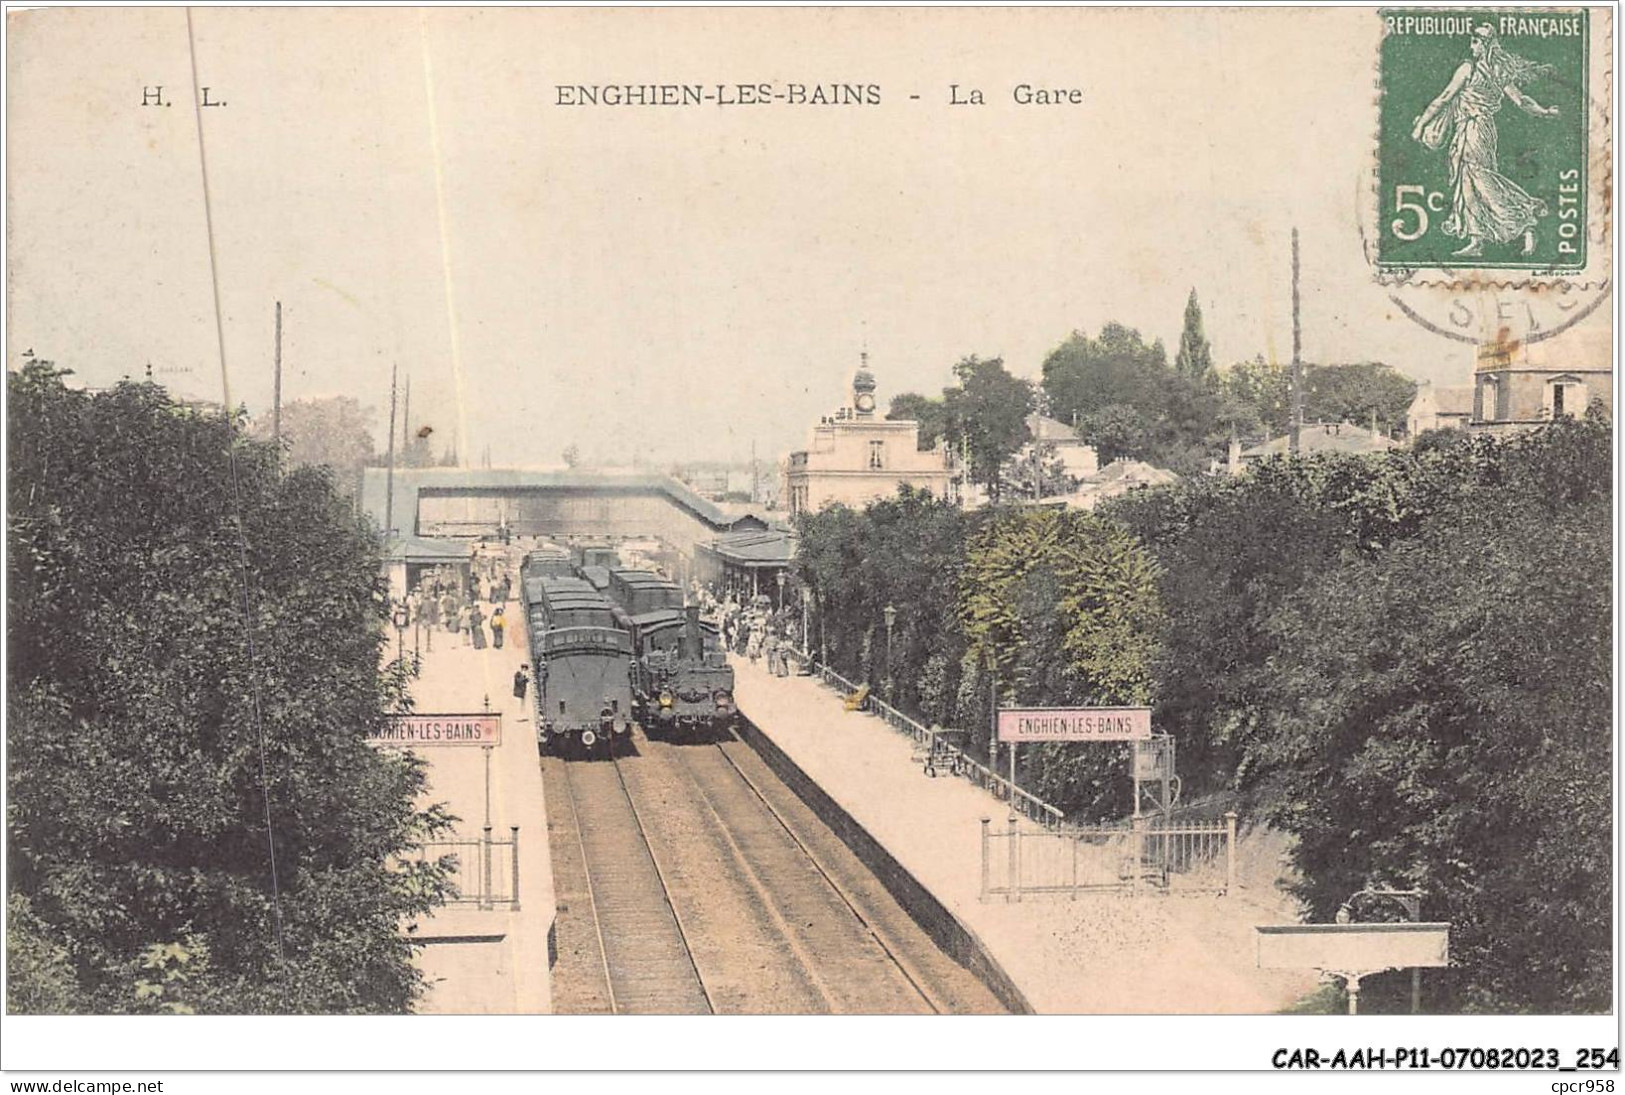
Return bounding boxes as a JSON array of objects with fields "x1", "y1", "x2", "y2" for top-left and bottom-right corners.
[{"x1": 360, "y1": 467, "x2": 772, "y2": 557}]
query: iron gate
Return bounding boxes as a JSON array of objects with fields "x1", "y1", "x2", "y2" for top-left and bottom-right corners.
[
  {"x1": 416, "y1": 826, "x2": 521, "y2": 910},
  {"x1": 980, "y1": 813, "x2": 1236, "y2": 901}
]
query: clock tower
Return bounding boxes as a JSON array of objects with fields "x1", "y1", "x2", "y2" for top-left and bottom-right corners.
[
  {"x1": 852, "y1": 351, "x2": 877, "y2": 418},
  {"x1": 782, "y1": 350, "x2": 953, "y2": 515}
]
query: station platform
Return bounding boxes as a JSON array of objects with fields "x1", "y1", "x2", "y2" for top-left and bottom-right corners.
[
  {"x1": 730, "y1": 657, "x2": 1318, "y2": 1013},
  {"x1": 397, "y1": 616, "x2": 555, "y2": 1014}
]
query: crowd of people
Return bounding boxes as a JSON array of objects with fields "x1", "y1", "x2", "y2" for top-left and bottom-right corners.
[
  {"x1": 695, "y1": 585, "x2": 802, "y2": 677},
  {"x1": 394, "y1": 548, "x2": 517, "y2": 658}
]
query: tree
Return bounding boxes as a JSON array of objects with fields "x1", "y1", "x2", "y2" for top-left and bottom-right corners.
[
  {"x1": 1217, "y1": 359, "x2": 1420, "y2": 440},
  {"x1": 793, "y1": 487, "x2": 975, "y2": 718},
  {"x1": 943, "y1": 356, "x2": 1033, "y2": 502},
  {"x1": 1102, "y1": 415, "x2": 1611, "y2": 1011},
  {"x1": 1216, "y1": 356, "x2": 1291, "y2": 436},
  {"x1": 1078, "y1": 403, "x2": 1151, "y2": 465},
  {"x1": 251, "y1": 396, "x2": 377, "y2": 500},
  {"x1": 562, "y1": 443, "x2": 581, "y2": 467},
  {"x1": 1243, "y1": 471, "x2": 1609, "y2": 1012},
  {"x1": 1042, "y1": 319, "x2": 1237, "y2": 476},
  {"x1": 960, "y1": 508, "x2": 1163, "y2": 818},
  {"x1": 1173, "y1": 289, "x2": 1214, "y2": 382},
  {"x1": 886, "y1": 392, "x2": 949, "y2": 450},
  {"x1": 7, "y1": 362, "x2": 449, "y2": 1013},
  {"x1": 1302, "y1": 362, "x2": 1417, "y2": 434},
  {"x1": 1041, "y1": 322, "x2": 1170, "y2": 427}
]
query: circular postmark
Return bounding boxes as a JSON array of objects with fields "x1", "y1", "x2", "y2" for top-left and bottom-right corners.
[{"x1": 1383, "y1": 277, "x2": 1611, "y2": 345}]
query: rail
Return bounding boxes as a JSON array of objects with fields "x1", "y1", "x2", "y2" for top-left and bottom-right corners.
[{"x1": 787, "y1": 647, "x2": 1065, "y2": 830}]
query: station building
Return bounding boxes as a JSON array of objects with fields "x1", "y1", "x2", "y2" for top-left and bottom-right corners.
[{"x1": 782, "y1": 356, "x2": 953, "y2": 515}]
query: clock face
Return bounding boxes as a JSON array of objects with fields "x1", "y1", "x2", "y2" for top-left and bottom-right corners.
[{"x1": 856, "y1": 393, "x2": 875, "y2": 412}]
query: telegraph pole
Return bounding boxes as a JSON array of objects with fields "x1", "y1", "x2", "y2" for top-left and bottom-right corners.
[
  {"x1": 384, "y1": 365, "x2": 398, "y2": 542},
  {"x1": 1290, "y1": 228, "x2": 1303, "y2": 454},
  {"x1": 272, "y1": 301, "x2": 282, "y2": 444}
]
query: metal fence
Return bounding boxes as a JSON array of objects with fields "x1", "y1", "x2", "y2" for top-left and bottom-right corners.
[
  {"x1": 980, "y1": 812, "x2": 1236, "y2": 901},
  {"x1": 416, "y1": 827, "x2": 521, "y2": 910},
  {"x1": 794, "y1": 648, "x2": 1066, "y2": 829}
]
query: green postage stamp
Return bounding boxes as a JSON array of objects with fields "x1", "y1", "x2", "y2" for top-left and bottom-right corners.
[{"x1": 1377, "y1": 9, "x2": 1595, "y2": 278}]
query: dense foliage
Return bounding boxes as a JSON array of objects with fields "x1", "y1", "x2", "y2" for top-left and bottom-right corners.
[
  {"x1": 959, "y1": 508, "x2": 1162, "y2": 817},
  {"x1": 7, "y1": 363, "x2": 448, "y2": 1014},
  {"x1": 795, "y1": 491, "x2": 1164, "y2": 819},
  {"x1": 1214, "y1": 357, "x2": 1418, "y2": 438},
  {"x1": 796, "y1": 410, "x2": 1609, "y2": 1013},
  {"x1": 1103, "y1": 414, "x2": 1612, "y2": 1012}
]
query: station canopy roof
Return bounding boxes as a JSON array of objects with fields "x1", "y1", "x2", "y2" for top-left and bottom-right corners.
[
  {"x1": 386, "y1": 536, "x2": 472, "y2": 564},
  {"x1": 699, "y1": 529, "x2": 795, "y2": 568}
]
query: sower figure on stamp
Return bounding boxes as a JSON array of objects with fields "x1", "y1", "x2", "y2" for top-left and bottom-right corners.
[{"x1": 1411, "y1": 25, "x2": 1560, "y2": 257}]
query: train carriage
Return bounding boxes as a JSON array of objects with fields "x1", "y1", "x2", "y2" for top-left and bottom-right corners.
[{"x1": 521, "y1": 545, "x2": 576, "y2": 583}]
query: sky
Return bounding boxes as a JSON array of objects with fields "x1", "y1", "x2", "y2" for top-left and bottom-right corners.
[{"x1": 7, "y1": 7, "x2": 1612, "y2": 466}]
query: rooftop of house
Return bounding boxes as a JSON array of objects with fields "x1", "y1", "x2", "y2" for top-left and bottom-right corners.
[
  {"x1": 1241, "y1": 422, "x2": 1396, "y2": 459},
  {"x1": 1026, "y1": 413, "x2": 1088, "y2": 444},
  {"x1": 1415, "y1": 384, "x2": 1476, "y2": 417},
  {"x1": 1037, "y1": 458, "x2": 1179, "y2": 510}
]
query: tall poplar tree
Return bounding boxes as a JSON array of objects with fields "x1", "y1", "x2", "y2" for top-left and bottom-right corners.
[{"x1": 1173, "y1": 288, "x2": 1214, "y2": 382}]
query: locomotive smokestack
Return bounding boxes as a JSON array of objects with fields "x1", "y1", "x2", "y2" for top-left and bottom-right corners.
[{"x1": 683, "y1": 604, "x2": 702, "y2": 661}]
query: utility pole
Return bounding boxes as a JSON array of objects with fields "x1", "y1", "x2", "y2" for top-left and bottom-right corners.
[
  {"x1": 384, "y1": 364, "x2": 398, "y2": 543},
  {"x1": 272, "y1": 301, "x2": 282, "y2": 445},
  {"x1": 1290, "y1": 228, "x2": 1303, "y2": 454}
]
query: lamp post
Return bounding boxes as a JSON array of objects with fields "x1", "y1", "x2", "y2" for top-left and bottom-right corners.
[
  {"x1": 776, "y1": 569, "x2": 786, "y2": 613},
  {"x1": 883, "y1": 603, "x2": 897, "y2": 701},
  {"x1": 391, "y1": 599, "x2": 408, "y2": 665},
  {"x1": 801, "y1": 585, "x2": 812, "y2": 658}
]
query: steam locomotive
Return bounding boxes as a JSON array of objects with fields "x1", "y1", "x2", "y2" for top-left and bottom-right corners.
[{"x1": 604, "y1": 568, "x2": 736, "y2": 736}]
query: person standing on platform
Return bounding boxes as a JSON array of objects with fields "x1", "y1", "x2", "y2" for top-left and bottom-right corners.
[
  {"x1": 490, "y1": 606, "x2": 506, "y2": 650},
  {"x1": 513, "y1": 664, "x2": 530, "y2": 705},
  {"x1": 469, "y1": 602, "x2": 487, "y2": 650},
  {"x1": 420, "y1": 592, "x2": 438, "y2": 651},
  {"x1": 456, "y1": 603, "x2": 471, "y2": 647}
]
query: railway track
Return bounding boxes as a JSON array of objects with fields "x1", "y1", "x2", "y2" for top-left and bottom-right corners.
[
  {"x1": 542, "y1": 725, "x2": 1005, "y2": 1015},
  {"x1": 546, "y1": 750, "x2": 712, "y2": 1014}
]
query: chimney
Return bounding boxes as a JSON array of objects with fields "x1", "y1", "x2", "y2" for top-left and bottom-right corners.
[{"x1": 683, "y1": 604, "x2": 703, "y2": 661}]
